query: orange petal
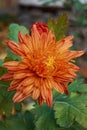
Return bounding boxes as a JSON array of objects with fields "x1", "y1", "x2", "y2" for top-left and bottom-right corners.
[
  {"x1": 60, "y1": 82, "x2": 68, "y2": 95},
  {"x1": 3, "y1": 61, "x2": 19, "y2": 70},
  {"x1": 56, "y1": 37, "x2": 73, "y2": 52},
  {"x1": 14, "y1": 72, "x2": 26, "y2": 79},
  {"x1": 13, "y1": 70, "x2": 32, "y2": 79},
  {"x1": 64, "y1": 36, "x2": 74, "y2": 42},
  {"x1": 53, "y1": 81, "x2": 65, "y2": 94},
  {"x1": 19, "y1": 32, "x2": 34, "y2": 53},
  {"x1": 17, "y1": 77, "x2": 34, "y2": 90},
  {"x1": 13, "y1": 92, "x2": 23, "y2": 102},
  {"x1": 13, "y1": 91, "x2": 31, "y2": 102},
  {"x1": 41, "y1": 82, "x2": 51, "y2": 101},
  {"x1": 8, "y1": 79, "x2": 22, "y2": 90},
  {"x1": 22, "y1": 84, "x2": 34, "y2": 95},
  {"x1": 0, "y1": 73, "x2": 13, "y2": 81},
  {"x1": 44, "y1": 30, "x2": 55, "y2": 48},
  {"x1": 46, "y1": 90, "x2": 52, "y2": 106},
  {"x1": 44, "y1": 79, "x2": 53, "y2": 89},
  {"x1": 38, "y1": 95, "x2": 44, "y2": 106},
  {"x1": 20, "y1": 43, "x2": 31, "y2": 57},
  {"x1": 31, "y1": 24, "x2": 41, "y2": 50},
  {"x1": 18, "y1": 32, "x2": 25, "y2": 43},
  {"x1": 67, "y1": 50, "x2": 84, "y2": 60},
  {"x1": 17, "y1": 62, "x2": 28, "y2": 70},
  {"x1": 32, "y1": 88, "x2": 40, "y2": 100},
  {"x1": 6, "y1": 40, "x2": 24, "y2": 56}
]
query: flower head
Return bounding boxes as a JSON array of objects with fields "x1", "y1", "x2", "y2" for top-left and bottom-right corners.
[{"x1": 0, "y1": 22, "x2": 84, "y2": 106}]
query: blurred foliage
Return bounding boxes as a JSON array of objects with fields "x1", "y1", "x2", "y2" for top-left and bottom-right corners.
[
  {"x1": 0, "y1": 13, "x2": 87, "y2": 130},
  {"x1": 65, "y1": 0, "x2": 87, "y2": 25},
  {"x1": 0, "y1": 14, "x2": 15, "y2": 27},
  {"x1": 39, "y1": 0, "x2": 64, "y2": 6}
]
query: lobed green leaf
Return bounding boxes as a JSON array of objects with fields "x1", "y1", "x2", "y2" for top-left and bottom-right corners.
[
  {"x1": 8, "y1": 24, "x2": 29, "y2": 43},
  {"x1": 69, "y1": 79, "x2": 87, "y2": 93},
  {"x1": 48, "y1": 13, "x2": 68, "y2": 41},
  {"x1": 24, "y1": 111, "x2": 35, "y2": 130},
  {"x1": 54, "y1": 92, "x2": 87, "y2": 128},
  {"x1": 32, "y1": 105, "x2": 59, "y2": 130}
]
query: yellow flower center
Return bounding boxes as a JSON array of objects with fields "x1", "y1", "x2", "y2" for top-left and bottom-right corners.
[{"x1": 45, "y1": 56, "x2": 55, "y2": 68}]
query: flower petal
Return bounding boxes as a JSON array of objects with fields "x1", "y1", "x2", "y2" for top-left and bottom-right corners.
[
  {"x1": 0, "y1": 73, "x2": 13, "y2": 81},
  {"x1": 32, "y1": 87, "x2": 40, "y2": 100},
  {"x1": 3, "y1": 61, "x2": 19, "y2": 70},
  {"x1": 6, "y1": 40, "x2": 24, "y2": 56}
]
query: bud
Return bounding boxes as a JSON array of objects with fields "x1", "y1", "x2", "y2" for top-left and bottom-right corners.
[{"x1": 31, "y1": 22, "x2": 48, "y2": 35}]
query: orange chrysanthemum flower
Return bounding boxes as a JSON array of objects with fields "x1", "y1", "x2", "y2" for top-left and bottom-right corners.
[{"x1": 0, "y1": 22, "x2": 84, "y2": 106}]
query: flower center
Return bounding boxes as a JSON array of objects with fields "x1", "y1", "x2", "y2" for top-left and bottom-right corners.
[
  {"x1": 45, "y1": 56, "x2": 55, "y2": 69},
  {"x1": 30, "y1": 55, "x2": 55, "y2": 78}
]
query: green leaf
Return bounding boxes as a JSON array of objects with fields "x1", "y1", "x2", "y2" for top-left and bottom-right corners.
[
  {"x1": 24, "y1": 111, "x2": 35, "y2": 130},
  {"x1": 0, "y1": 121, "x2": 6, "y2": 130},
  {"x1": 4, "y1": 56, "x2": 14, "y2": 62},
  {"x1": 69, "y1": 122, "x2": 87, "y2": 130},
  {"x1": 32, "y1": 105, "x2": 59, "y2": 130},
  {"x1": 8, "y1": 24, "x2": 29, "y2": 43},
  {"x1": 48, "y1": 13, "x2": 68, "y2": 41},
  {"x1": 0, "y1": 66, "x2": 11, "y2": 88},
  {"x1": 0, "y1": 59, "x2": 4, "y2": 66},
  {"x1": 0, "y1": 84, "x2": 14, "y2": 115},
  {"x1": 0, "y1": 67, "x2": 14, "y2": 115},
  {"x1": 68, "y1": 79, "x2": 87, "y2": 93},
  {"x1": 70, "y1": 45, "x2": 76, "y2": 51},
  {"x1": 6, "y1": 48, "x2": 21, "y2": 61},
  {"x1": 14, "y1": 103, "x2": 22, "y2": 112},
  {"x1": 7, "y1": 24, "x2": 29, "y2": 60},
  {"x1": 76, "y1": 84, "x2": 87, "y2": 92},
  {"x1": 0, "y1": 67, "x2": 7, "y2": 76},
  {"x1": 73, "y1": 0, "x2": 84, "y2": 11},
  {"x1": 69, "y1": 79, "x2": 83, "y2": 93},
  {"x1": 0, "y1": 112, "x2": 34, "y2": 130},
  {"x1": 60, "y1": 122, "x2": 87, "y2": 130},
  {"x1": 76, "y1": 14, "x2": 87, "y2": 25},
  {"x1": 4, "y1": 114, "x2": 27, "y2": 130},
  {"x1": 54, "y1": 92, "x2": 87, "y2": 128}
]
